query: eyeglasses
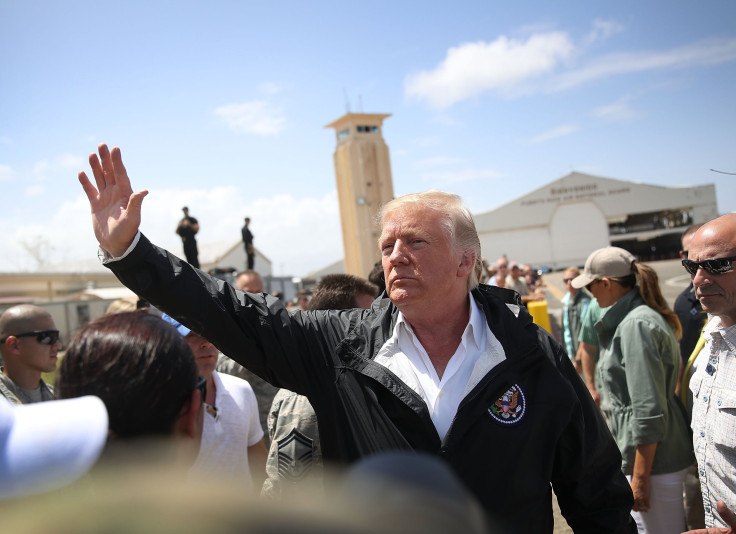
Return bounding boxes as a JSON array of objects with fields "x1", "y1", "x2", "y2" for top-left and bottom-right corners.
[
  {"x1": 682, "y1": 256, "x2": 736, "y2": 276},
  {"x1": 563, "y1": 278, "x2": 574, "y2": 284},
  {"x1": 0, "y1": 329, "x2": 60, "y2": 345}
]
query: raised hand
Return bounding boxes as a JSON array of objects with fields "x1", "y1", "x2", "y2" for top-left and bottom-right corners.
[{"x1": 78, "y1": 144, "x2": 148, "y2": 257}]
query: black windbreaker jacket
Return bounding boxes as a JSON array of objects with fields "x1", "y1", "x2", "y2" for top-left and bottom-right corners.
[{"x1": 109, "y1": 234, "x2": 635, "y2": 533}]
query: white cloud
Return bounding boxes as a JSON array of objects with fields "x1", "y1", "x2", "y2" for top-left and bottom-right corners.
[
  {"x1": 405, "y1": 23, "x2": 736, "y2": 108},
  {"x1": 404, "y1": 32, "x2": 575, "y2": 108},
  {"x1": 592, "y1": 96, "x2": 639, "y2": 122},
  {"x1": 138, "y1": 187, "x2": 341, "y2": 277},
  {"x1": 26, "y1": 185, "x2": 45, "y2": 197},
  {"x1": 0, "y1": 187, "x2": 342, "y2": 276},
  {"x1": 552, "y1": 37, "x2": 736, "y2": 91},
  {"x1": 584, "y1": 18, "x2": 624, "y2": 46},
  {"x1": 528, "y1": 124, "x2": 579, "y2": 144},
  {"x1": 0, "y1": 164, "x2": 13, "y2": 181},
  {"x1": 215, "y1": 100, "x2": 287, "y2": 135}
]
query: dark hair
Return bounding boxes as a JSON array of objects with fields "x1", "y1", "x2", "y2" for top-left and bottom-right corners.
[
  {"x1": 56, "y1": 311, "x2": 198, "y2": 439},
  {"x1": 609, "y1": 264, "x2": 682, "y2": 340},
  {"x1": 368, "y1": 261, "x2": 385, "y2": 290},
  {"x1": 308, "y1": 274, "x2": 379, "y2": 311}
]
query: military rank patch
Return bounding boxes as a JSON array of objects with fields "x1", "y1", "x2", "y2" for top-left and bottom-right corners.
[
  {"x1": 488, "y1": 384, "x2": 526, "y2": 425},
  {"x1": 277, "y1": 428, "x2": 314, "y2": 482}
]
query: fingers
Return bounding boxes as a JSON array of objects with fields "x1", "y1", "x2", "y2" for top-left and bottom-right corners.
[
  {"x1": 716, "y1": 500, "x2": 736, "y2": 529},
  {"x1": 87, "y1": 143, "x2": 132, "y2": 193},
  {"x1": 110, "y1": 146, "x2": 131, "y2": 191},
  {"x1": 78, "y1": 171, "x2": 99, "y2": 203},
  {"x1": 89, "y1": 148, "x2": 105, "y2": 192},
  {"x1": 97, "y1": 143, "x2": 114, "y2": 186},
  {"x1": 128, "y1": 189, "x2": 149, "y2": 216}
]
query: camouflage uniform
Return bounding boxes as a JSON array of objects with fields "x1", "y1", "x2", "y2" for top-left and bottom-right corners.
[
  {"x1": 261, "y1": 389, "x2": 323, "y2": 499},
  {"x1": 0, "y1": 371, "x2": 54, "y2": 405}
]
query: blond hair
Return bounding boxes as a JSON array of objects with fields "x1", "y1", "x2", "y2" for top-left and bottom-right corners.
[{"x1": 378, "y1": 191, "x2": 481, "y2": 291}]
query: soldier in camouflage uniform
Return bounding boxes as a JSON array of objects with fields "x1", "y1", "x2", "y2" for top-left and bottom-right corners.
[
  {"x1": 0, "y1": 305, "x2": 59, "y2": 405},
  {"x1": 261, "y1": 274, "x2": 378, "y2": 499}
]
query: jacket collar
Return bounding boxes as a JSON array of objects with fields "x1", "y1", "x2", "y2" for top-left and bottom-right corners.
[{"x1": 596, "y1": 288, "x2": 643, "y2": 343}]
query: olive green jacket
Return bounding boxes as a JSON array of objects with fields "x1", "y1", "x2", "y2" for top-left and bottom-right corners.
[{"x1": 595, "y1": 289, "x2": 694, "y2": 476}]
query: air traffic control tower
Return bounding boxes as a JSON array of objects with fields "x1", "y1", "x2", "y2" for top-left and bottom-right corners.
[{"x1": 325, "y1": 113, "x2": 395, "y2": 278}]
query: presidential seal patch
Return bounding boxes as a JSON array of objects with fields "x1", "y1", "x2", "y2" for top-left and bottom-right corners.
[{"x1": 488, "y1": 384, "x2": 526, "y2": 425}]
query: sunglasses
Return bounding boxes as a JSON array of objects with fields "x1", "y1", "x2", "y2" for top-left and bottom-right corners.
[
  {"x1": 563, "y1": 278, "x2": 574, "y2": 283},
  {"x1": 195, "y1": 375, "x2": 207, "y2": 401},
  {"x1": 682, "y1": 256, "x2": 736, "y2": 276},
  {"x1": 0, "y1": 329, "x2": 60, "y2": 345},
  {"x1": 585, "y1": 279, "x2": 602, "y2": 291}
]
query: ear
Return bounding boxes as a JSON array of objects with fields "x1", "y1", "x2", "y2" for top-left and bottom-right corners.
[
  {"x1": 457, "y1": 251, "x2": 476, "y2": 278},
  {"x1": 4, "y1": 336, "x2": 20, "y2": 352}
]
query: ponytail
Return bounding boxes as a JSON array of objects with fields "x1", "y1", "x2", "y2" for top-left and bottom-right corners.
[{"x1": 634, "y1": 263, "x2": 682, "y2": 340}]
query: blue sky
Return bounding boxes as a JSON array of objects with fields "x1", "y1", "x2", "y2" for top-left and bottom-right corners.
[{"x1": 1, "y1": 1, "x2": 735, "y2": 276}]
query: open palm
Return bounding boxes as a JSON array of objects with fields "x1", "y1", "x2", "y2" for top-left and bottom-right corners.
[{"x1": 78, "y1": 144, "x2": 148, "y2": 257}]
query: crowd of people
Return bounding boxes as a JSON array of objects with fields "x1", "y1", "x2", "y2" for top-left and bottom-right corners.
[{"x1": 0, "y1": 142, "x2": 734, "y2": 534}]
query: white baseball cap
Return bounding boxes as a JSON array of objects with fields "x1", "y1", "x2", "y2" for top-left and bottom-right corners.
[{"x1": 0, "y1": 395, "x2": 108, "y2": 499}]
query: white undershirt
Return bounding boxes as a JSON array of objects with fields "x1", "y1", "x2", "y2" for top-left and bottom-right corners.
[{"x1": 374, "y1": 296, "x2": 507, "y2": 440}]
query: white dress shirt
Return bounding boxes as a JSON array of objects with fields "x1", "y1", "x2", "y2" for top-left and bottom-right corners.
[{"x1": 375, "y1": 296, "x2": 506, "y2": 439}]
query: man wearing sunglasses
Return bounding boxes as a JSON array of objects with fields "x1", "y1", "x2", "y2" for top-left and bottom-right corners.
[
  {"x1": 682, "y1": 213, "x2": 736, "y2": 532},
  {"x1": 0, "y1": 305, "x2": 61, "y2": 405}
]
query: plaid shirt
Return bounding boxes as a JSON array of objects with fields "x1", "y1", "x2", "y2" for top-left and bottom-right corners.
[{"x1": 690, "y1": 316, "x2": 736, "y2": 528}]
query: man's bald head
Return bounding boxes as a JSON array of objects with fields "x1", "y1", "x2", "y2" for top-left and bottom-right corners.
[
  {"x1": 691, "y1": 214, "x2": 736, "y2": 254},
  {"x1": 0, "y1": 305, "x2": 53, "y2": 342},
  {"x1": 235, "y1": 270, "x2": 264, "y2": 293},
  {"x1": 688, "y1": 213, "x2": 736, "y2": 326}
]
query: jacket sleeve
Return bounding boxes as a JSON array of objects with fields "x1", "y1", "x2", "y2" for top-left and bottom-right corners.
[
  {"x1": 618, "y1": 318, "x2": 669, "y2": 445},
  {"x1": 105, "y1": 234, "x2": 351, "y2": 396},
  {"x1": 536, "y1": 329, "x2": 637, "y2": 533}
]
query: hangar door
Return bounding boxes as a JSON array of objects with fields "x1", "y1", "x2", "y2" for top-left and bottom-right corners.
[{"x1": 549, "y1": 201, "x2": 609, "y2": 268}]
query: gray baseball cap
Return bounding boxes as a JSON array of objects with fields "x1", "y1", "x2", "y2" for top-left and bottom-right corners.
[{"x1": 571, "y1": 247, "x2": 636, "y2": 289}]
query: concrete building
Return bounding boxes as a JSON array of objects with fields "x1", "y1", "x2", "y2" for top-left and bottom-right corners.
[
  {"x1": 475, "y1": 172, "x2": 718, "y2": 270},
  {"x1": 325, "y1": 113, "x2": 395, "y2": 279}
]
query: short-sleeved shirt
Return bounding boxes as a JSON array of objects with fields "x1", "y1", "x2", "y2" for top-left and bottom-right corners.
[
  {"x1": 578, "y1": 298, "x2": 607, "y2": 348},
  {"x1": 690, "y1": 317, "x2": 736, "y2": 528},
  {"x1": 189, "y1": 371, "x2": 264, "y2": 488}
]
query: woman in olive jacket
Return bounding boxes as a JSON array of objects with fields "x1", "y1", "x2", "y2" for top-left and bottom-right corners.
[{"x1": 573, "y1": 247, "x2": 694, "y2": 534}]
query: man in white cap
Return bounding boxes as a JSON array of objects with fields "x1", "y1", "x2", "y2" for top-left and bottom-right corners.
[{"x1": 0, "y1": 395, "x2": 108, "y2": 499}]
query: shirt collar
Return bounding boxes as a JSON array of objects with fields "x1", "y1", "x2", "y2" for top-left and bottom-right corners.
[
  {"x1": 704, "y1": 316, "x2": 736, "y2": 350},
  {"x1": 395, "y1": 295, "x2": 483, "y2": 353}
]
